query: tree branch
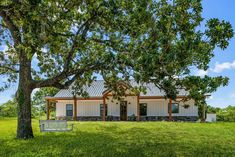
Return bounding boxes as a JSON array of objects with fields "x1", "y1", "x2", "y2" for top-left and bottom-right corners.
[
  {"x1": 33, "y1": 60, "x2": 103, "y2": 89},
  {"x1": 0, "y1": 10, "x2": 21, "y2": 46},
  {"x1": 63, "y1": 14, "x2": 97, "y2": 71},
  {"x1": 91, "y1": 38, "x2": 128, "y2": 52},
  {"x1": 0, "y1": 23, "x2": 8, "y2": 29},
  {"x1": 0, "y1": 64, "x2": 19, "y2": 73}
]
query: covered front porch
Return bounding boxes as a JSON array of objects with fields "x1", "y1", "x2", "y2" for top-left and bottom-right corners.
[{"x1": 45, "y1": 95, "x2": 176, "y2": 121}]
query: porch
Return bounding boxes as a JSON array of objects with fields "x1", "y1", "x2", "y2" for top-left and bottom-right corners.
[{"x1": 45, "y1": 95, "x2": 184, "y2": 122}]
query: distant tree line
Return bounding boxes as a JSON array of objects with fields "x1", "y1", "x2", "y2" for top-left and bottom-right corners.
[
  {"x1": 0, "y1": 99, "x2": 17, "y2": 117},
  {"x1": 0, "y1": 88, "x2": 58, "y2": 118}
]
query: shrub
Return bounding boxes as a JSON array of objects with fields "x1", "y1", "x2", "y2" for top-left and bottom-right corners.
[
  {"x1": 217, "y1": 106, "x2": 235, "y2": 122},
  {"x1": 0, "y1": 100, "x2": 17, "y2": 117}
]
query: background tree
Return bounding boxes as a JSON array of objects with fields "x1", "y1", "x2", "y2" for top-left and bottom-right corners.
[
  {"x1": 217, "y1": 106, "x2": 235, "y2": 122},
  {"x1": 0, "y1": 88, "x2": 58, "y2": 118},
  {"x1": 0, "y1": 99, "x2": 17, "y2": 117},
  {"x1": 0, "y1": 0, "x2": 233, "y2": 139},
  {"x1": 32, "y1": 87, "x2": 59, "y2": 118},
  {"x1": 207, "y1": 105, "x2": 221, "y2": 114}
]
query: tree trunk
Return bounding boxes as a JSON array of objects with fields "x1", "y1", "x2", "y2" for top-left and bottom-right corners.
[
  {"x1": 201, "y1": 104, "x2": 206, "y2": 122},
  {"x1": 16, "y1": 59, "x2": 34, "y2": 139}
]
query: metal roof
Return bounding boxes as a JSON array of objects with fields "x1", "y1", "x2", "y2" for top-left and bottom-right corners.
[{"x1": 53, "y1": 80, "x2": 188, "y2": 98}]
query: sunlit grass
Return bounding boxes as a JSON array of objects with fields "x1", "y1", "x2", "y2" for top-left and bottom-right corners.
[{"x1": 0, "y1": 118, "x2": 235, "y2": 157}]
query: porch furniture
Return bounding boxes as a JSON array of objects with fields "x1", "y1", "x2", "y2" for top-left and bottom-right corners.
[{"x1": 39, "y1": 120, "x2": 74, "y2": 132}]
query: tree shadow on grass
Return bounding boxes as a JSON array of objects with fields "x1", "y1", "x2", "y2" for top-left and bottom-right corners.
[
  {"x1": 0, "y1": 125, "x2": 234, "y2": 157},
  {"x1": 0, "y1": 127, "x2": 178, "y2": 157}
]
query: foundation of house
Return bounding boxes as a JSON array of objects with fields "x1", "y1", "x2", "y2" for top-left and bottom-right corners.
[{"x1": 56, "y1": 116, "x2": 198, "y2": 122}]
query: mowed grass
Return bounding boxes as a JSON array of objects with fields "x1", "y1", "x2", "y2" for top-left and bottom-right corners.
[{"x1": 0, "y1": 119, "x2": 235, "y2": 157}]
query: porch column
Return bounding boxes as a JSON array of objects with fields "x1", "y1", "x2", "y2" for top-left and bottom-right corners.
[
  {"x1": 102, "y1": 96, "x2": 106, "y2": 121},
  {"x1": 46, "y1": 99, "x2": 50, "y2": 120},
  {"x1": 168, "y1": 98, "x2": 172, "y2": 121},
  {"x1": 73, "y1": 97, "x2": 77, "y2": 121},
  {"x1": 137, "y1": 95, "x2": 140, "y2": 121}
]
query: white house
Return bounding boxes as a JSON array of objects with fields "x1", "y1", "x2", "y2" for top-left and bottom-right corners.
[{"x1": 46, "y1": 80, "x2": 198, "y2": 121}]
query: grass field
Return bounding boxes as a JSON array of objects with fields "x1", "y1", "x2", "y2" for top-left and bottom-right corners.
[{"x1": 0, "y1": 119, "x2": 235, "y2": 157}]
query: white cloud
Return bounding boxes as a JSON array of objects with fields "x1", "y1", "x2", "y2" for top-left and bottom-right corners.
[
  {"x1": 195, "y1": 69, "x2": 208, "y2": 77},
  {"x1": 212, "y1": 61, "x2": 235, "y2": 73}
]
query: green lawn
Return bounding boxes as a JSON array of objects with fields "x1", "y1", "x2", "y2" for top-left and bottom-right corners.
[{"x1": 0, "y1": 119, "x2": 235, "y2": 157}]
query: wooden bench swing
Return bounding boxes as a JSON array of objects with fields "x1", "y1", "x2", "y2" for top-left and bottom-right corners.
[
  {"x1": 39, "y1": 120, "x2": 74, "y2": 132},
  {"x1": 39, "y1": 98, "x2": 75, "y2": 132}
]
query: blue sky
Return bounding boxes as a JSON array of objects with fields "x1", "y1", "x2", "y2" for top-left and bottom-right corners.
[
  {"x1": 200, "y1": 0, "x2": 235, "y2": 107},
  {"x1": 0, "y1": 1, "x2": 235, "y2": 108}
]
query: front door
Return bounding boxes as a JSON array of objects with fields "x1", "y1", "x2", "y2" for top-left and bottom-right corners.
[{"x1": 120, "y1": 101, "x2": 127, "y2": 121}]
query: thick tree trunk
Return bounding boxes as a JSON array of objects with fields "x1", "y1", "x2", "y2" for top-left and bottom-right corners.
[
  {"x1": 201, "y1": 104, "x2": 206, "y2": 122},
  {"x1": 16, "y1": 87, "x2": 33, "y2": 139},
  {"x1": 16, "y1": 59, "x2": 34, "y2": 139}
]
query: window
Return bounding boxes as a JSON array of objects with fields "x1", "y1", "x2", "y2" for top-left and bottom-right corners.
[
  {"x1": 168, "y1": 103, "x2": 179, "y2": 113},
  {"x1": 100, "y1": 104, "x2": 107, "y2": 116},
  {"x1": 140, "y1": 103, "x2": 147, "y2": 116},
  {"x1": 66, "y1": 104, "x2": 73, "y2": 117}
]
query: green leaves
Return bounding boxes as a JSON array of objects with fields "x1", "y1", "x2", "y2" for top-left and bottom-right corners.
[
  {"x1": 126, "y1": 0, "x2": 233, "y2": 103},
  {"x1": 32, "y1": 87, "x2": 59, "y2": 107},
  {"x1": 182, "y1": 76, "x2": 229, "y2": 103},
  {"x1": 0, "y1": 0, "x2": 233, "y2": 105},
  {"x1": 0, "y1": 99, "x2": 17, "y2": 117},
  {"x1": 206, "y1": 18, "x2": 234, "y2": 50}
]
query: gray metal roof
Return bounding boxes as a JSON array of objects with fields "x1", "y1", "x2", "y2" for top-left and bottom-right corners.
[{"x1": 53, "y1": 80, "x2": 188, "y2": 98}]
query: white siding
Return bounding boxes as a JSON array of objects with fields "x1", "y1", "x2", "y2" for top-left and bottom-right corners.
[
  {"x1": 56, "y1": 100, "x2": 102, "y2": 117},
  {"x1": 77, "y1": 100, "x2": 102, "y2": 116},
  {"x1": 106, "y1": 98, "x2": 120, "y2": 116},
  {"x1": 56, "y1": 100, "x2": 74, "y2": 117},
  {"x1": 126, "y1": 96, "x2": 138, "y2": 116},
  {"x1": 56, "y1": 102, "x2": 66, "y2": 117},
  {"x1": 173, "y1": 99, "x2": 198, "y2": 116},
  {"x1": 56, "y1": 98, "x2": 198, "y2": 117},
  {"x1": 140, "y1": 99, "x2": 198, "y2": 116},
  {"x1": 106, "y1": 96, "x2": 138, "y2": 116},
  {"x1": 144, "y1": 99, "x2": 168, "y2": 116}
]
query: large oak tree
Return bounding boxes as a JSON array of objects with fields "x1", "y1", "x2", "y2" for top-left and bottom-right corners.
[{"x1": 0, "y1": 0, "x2": 233, "y2": 139}]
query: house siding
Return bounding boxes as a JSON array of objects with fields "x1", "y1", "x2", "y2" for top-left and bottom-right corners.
[
  {"x1": 106, "y1": 96, "x2": 138, "y2": 116},
  {"x1": 140, "y1": 99, "x2": 198, "y2": 117},
  {"x1": 56, "y1": 100, "x2": 75, "y2": 117},
  {"x1": 77, "y1": 100, "x2": 101, "y2": 116},
  {"x1": 55, "y1": 98, "x2": 198, "y2": 121}
]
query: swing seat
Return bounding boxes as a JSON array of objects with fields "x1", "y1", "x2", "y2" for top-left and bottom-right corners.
[{"x1": 39, "y1": 120, "x2": 74, "y2": 132}]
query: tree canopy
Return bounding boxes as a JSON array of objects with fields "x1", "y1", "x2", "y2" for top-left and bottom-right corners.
[{"x1": 0, "y1": 0, "x2": 233, "y2": 138}]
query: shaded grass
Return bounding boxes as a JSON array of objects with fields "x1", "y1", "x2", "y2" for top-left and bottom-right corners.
[{"x1": 0, "y1": 119, "x2": 235, "y2": 157}]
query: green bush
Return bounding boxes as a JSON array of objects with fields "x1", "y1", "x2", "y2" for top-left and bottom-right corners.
[
  {"x1": 0, "y1": 99, "x2": 44, "y2": 118},
  {"x1": 217, "y1": 106, "x2": 235, "y2": 122},
  {"x1": 0, "y1": 100, "x2": 17, "y2": 117}
]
